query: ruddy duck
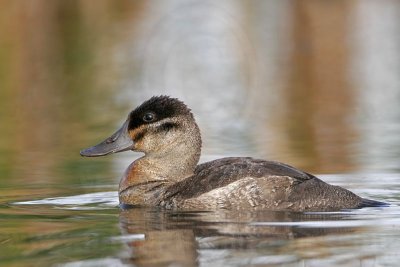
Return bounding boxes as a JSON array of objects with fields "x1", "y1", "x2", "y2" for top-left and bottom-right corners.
[{"x1": 81, "y1": 96, "x2": 384, "y2": 211}]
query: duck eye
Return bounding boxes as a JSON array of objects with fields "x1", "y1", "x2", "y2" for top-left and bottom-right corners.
[{"x1": 143, "y1": 112, "x2": 155, "y2": 122}]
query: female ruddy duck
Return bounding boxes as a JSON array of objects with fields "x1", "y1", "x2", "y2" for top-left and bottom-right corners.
[{"x1": 81, "y1": 96, "x2": 384, "y2": 211}]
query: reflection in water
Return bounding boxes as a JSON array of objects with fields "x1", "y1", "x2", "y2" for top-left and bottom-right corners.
[
  {"x1": 0, "y1": 1, "x2": 399, "y2": 186},
  {"x1": 120, "y1": 228, "x2": 198, "y2": 266},
  {"x1": 118, "y1": 208, "x2": 374, "y2": 266},
  {"x1": 285, "y1": 1, "x2": 356, "y2": 171},
  {"x1": 351, "y1": 1, "x2": 400, "y2": 171},
  {"x1": 5, "y1": 176, "x2": 400, "y2": 267}
]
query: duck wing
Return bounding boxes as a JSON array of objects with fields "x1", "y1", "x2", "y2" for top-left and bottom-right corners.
[
  {"x1": 161, "y1": 157, "x2": 386, "y2": 210},
  {"x1": 165, "y1": 157, "x2": 314, "y2": 200}
]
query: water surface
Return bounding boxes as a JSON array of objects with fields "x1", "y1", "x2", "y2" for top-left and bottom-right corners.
[
  {"x1": 1, "y1": 1, "x2": 400, "y2": 266},
  {"x1": 0, "y1": 173, "x2": 398, "y2": 267}
]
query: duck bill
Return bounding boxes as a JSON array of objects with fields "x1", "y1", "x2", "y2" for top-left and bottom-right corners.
[{"x1": 80, "y1": 120, "x2": 134, "y2": 157}]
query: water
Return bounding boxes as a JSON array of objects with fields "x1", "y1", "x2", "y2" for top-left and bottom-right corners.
[
  {"x1": 1, "y1": 1, "x2": 400, "y2": 266},
  {"x1": 0, "y1": 173, "x2": 398, "y2": 267}
]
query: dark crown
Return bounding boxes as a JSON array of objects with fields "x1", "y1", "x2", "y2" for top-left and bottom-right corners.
[{"x1": 128, "y1": 96, "x2": 193, "y2": 131}]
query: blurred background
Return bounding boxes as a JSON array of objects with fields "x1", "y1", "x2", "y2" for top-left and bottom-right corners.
[{"x1": 0, "y1": 0, "x2": 399, "y2": 190}]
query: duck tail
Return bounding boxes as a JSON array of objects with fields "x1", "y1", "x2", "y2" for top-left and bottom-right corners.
[{"x1": 358, "y1": 198, "x2": 389, "y2": 208}]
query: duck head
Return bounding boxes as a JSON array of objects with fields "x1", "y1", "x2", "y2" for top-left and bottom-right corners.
[{"x1": 80, "y1": 96, "x2": 202, "y2": 171}]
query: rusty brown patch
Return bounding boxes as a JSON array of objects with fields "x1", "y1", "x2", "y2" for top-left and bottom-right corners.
[
  {"x1": 119, "y1": 162, "x2": 142, "y2": 193},
  {"x1": 128, "y1": 125, "x2": 146, "y2": 140},
  {"x1": 128, "y1": 125, "x2": 147, "y2": 150}
]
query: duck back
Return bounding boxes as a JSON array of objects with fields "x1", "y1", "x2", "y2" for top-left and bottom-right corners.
[{"x1": 161, "y1": 157, "x2": 367, "y2": 211}]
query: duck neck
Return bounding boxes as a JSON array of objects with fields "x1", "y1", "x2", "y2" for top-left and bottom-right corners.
[
  {"x1": 139, "y1": 121, "x2": 202, "y2": 183},
  {"x1": 119, "y1": 129, "x2": 201, "y2": 206}
]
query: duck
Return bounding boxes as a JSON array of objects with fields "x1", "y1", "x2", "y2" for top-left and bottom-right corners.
[{"x1": 80, "y1": 96, "x2": 385, "y2": 211}]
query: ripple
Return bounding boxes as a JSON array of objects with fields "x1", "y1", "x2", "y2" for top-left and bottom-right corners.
[{"x1": 13, "y1": 191, "x2": 119, "y2": 209}]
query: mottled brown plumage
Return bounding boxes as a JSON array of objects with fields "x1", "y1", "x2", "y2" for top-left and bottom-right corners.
[{"x1": 81, "y1": 96, "x2": 385, "y2": 211}]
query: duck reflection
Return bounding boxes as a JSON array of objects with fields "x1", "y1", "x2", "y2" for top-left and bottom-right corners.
[
  {"x1": 119, "y1": 209, "x2": 198, "y2": 266},
  {"x1": 118, "y1": 208, "x2": 365, "y2": 266}
]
